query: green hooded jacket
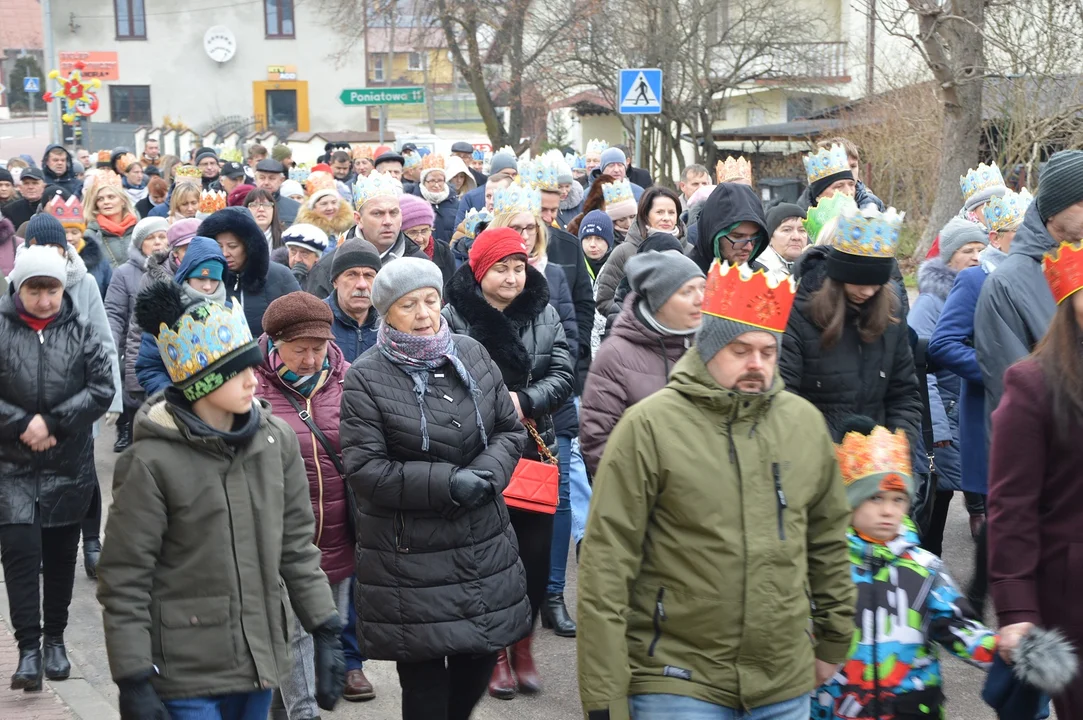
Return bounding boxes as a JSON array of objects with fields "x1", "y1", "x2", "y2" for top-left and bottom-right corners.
[{"x1": 577, "y1": 349, "x2": 855, "y2": 718}]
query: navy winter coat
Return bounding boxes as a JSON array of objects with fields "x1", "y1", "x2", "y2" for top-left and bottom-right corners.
[
  {"x1": 453, "y1": 185, "x2": 486, "y2": 229},
  {"x1": 325, "y1": 293, "x2": 378, "y2": 364},
  {"x1": 409, "y1": 185, "x2": 459, "y2": 245}
]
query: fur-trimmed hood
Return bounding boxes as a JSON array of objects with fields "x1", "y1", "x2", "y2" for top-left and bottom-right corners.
[
  {"x1": 917, "y1": 257, "x2": 957, "y2": 302},
  {"x1": 144, "y1": 249, "x2": 176, "y2": 284},
  {"x1": 442, "y1": 262, "x2": 551, "y2": 383},
  {"x1": 197, "y1": 207, "x2": 268, "y2": 293},
  {"x1": 293, "y1": 200, "x2": 355, "y2": 238},
  {"x1": 560, "y1": 180, "x2": 584, "y2": 211}
]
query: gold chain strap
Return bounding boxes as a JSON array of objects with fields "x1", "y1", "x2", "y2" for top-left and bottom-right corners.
[{"x1": 525, "y1": 420, "x2": 558, "y2": 466}]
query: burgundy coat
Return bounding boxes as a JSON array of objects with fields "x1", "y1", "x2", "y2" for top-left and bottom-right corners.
[
  {"x1": 578, "y1": 293, "x2": 693, "y2": 473},
  {"x1": 988, "y1": 359, "x2": 1083, "y2": 718},
  {"x1": 255, "y1": 337, "x2": 354, "y2": 584}
]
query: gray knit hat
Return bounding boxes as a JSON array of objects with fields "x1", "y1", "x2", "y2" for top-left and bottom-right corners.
[
  {"x1": 938, "y1": 217, "x2": 987, "y2": 262},
  {"x1": 1037, "y1": 150, "x2": 1083, "y2": 223},
  {"x1": 696, "y1": 317, "x2": 776, "y2": 364},
  {"x1": 331, "y1": 238, "x2": 382, "y2": 281},
  {"x1": 371, "y1": 257, "x2": 445, "y2": 316},
  {"x1": 10, "y1": 245, "x2": 67, "y2": 292},
  {"x1": 132, "y1": 216, "x2": 170, "y2": 253},
  {"x1": 626, "y1": 250, "x2": 705, "y2": 314},
  {"x1": 489, "y1": 152, "x2": 518, "y2": 177}
]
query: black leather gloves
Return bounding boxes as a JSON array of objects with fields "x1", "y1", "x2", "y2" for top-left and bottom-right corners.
[
  {"x1": 117, "y1": 671, "x2": 169, "y2": 720},
  {"x1": 449, "y1": 468, "x2": 495, "y2": 509},
  {"x1": 311, "y1": 619, "x2": 346, "y2": 711}
]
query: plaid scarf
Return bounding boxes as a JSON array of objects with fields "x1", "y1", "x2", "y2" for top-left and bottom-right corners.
[{"x1": 268, "y1": 339, "x2": 331, "y2": 398}]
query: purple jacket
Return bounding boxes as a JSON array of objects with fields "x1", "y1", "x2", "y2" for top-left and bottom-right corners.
[{"x1": 255, "y1": 337, "x2": 353, "y2": 584}]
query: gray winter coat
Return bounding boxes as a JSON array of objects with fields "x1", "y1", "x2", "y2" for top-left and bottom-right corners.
[
  {"x1": 104, "y1": 244, "x2": 150, "y2": 404},
  {"x1": 595, "y1": 223, "x2": 647, "y2": 316},
  {"x1": 122, "y1": 251, "x2": 174, "y2": 397},
  {"x1": 974, "y1": 202, "x2": 1057, "y2": 429}
]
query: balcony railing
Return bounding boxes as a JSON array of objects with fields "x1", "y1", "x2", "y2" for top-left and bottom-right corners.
[{"x1": 713, "y1": 41, "x2": 849, "y2": 84}]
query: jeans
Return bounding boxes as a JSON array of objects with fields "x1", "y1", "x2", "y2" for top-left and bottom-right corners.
[
  {"x1": 342, "y1": 576, "x2": 364, "y2": 672},
  {"x1": 547, "y1": 435, "x2": 573, "y2": 595},
  {"x1": 630, "y1": 693, "x2": 808, "y2": 720},
  {"x1": 568, "y1": 401, "x2": 592, "y2": 543},
  {"x1": 0, "y1": 518, "x2": 81, "y2": 650},
  {"x1": 163, "y1": 690, "x2": 273, "y2": 720},
  {"x1": 397, "y1": 653, "x2": 497, "y2": 720},
  {"x1": 280, "y1": 578, "x2": 351, "y2": 719}
]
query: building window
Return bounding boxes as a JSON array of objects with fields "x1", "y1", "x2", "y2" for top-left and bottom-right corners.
[
  {"x1": 115, "y1": 0, "x2": 146, "y2": 39},
  {"x1": 408, "y1": 52, "x2": 422, "y2": 71},
  {"x1": 373, "y1": 56, "x2": 385, "y2": 82},
  {"x1": 787, "y1": 96, "x2": 814, "y2": 121},
  {"x1": 265, "y1": 0, "x2": 295, "y2": 38},
  {"x1": 110, "y1": 85, "x2": 151, "y2": 124}
]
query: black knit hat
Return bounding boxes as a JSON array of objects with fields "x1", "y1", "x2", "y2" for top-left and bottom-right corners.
[
  {"x1": 765, "y1": 203, "x2": 805, "y2": 239},
  {"x1": 825, "y1": 247, "x2": 893, "y2": 286},
  {"x1": 809, "y1": 170, "x2": 854, "y2": 204},
  {"x1": 332, "y1": 237, "x2": 383, "y2": 280},
  {"x1": 0, "y1": 168, "x2": 12, "y2": 184},
  {"x1": 1037, "y1": 150, "x2": 1083, "y2": 223}
]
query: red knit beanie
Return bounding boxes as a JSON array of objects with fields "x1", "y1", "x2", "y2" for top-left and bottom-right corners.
[{"x1": 469, "y1": 227, "x2": 529, "y2": 282}]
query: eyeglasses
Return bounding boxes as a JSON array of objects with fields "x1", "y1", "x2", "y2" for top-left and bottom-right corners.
[
  {"x1": 404, "y1": 227, "x2": 433, "y2": 241},
  {"x1": 510, "y1": 224, "x2": 537, "y2": 236},
  {"x1": 249, "y1": 202, "x2": 273, "y2": 210},
  {"x1": 725, "y1": 232, "x2": 759, "y2": 248}
]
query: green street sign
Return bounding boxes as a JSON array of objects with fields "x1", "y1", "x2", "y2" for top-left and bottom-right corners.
[{"x1": 339, "y1": 87, "x2": 425, "y2": 106}]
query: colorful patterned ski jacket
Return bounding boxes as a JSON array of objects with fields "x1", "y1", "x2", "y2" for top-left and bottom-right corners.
[{"x1": 812, "y1": 526, "x2": 996, "y2": 719}]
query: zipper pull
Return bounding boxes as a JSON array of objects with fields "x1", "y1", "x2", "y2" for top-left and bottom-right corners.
[
  {"x1": 773, "y1": 462, "x2": 787, "y2": 508},
  {"x1": 37, "y1": 330, "x2": 44, "y2": 344},
  {"x1": 656, "y1": 600, "x2": 667, "y2": 621}
]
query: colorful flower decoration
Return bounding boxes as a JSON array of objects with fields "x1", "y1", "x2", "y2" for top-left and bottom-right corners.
[{"x1": 42, "y1": 60, "x2": 101, "y2": 125}]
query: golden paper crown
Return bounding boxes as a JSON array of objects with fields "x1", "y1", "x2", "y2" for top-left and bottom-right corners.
[
  {"x1": 716, "y1": 156, "x2": 752, "y2": 186},
  {"x1": 960, "y1": 162, "x2": 1005, "y2": 204},
  {"x1": 352, "y1": 145, "x2": 374, "y2": 161},
  {"x1": 175, "y1": 165, "x2": 202, "y2": 182},
  {"x1": 803, "y1": 144, "x2": 850, "y2": 184},
  {"x1": 96, "y1": 149, "x2": 112, "y2": 166},
  {"x1": 834, "y1": 205, "x2": 904, "y2": 258},
  {"x1": 198, "y1": 189, "x2": 227, "y2": 214},
  {"x1": 422, "y1": 153, "x2": 445, "y2": 171},
  {"x1": 983, "y1": 187, "x2": 1032, "y2": 232},
  {"x1": 87, "y1": 169, "x2": 123, "y2": 191},
  {"x1": 306, "y1": 170, "x2": 337, "y2": 196},
  {"x1": 1043, "y1": 241, "x2": 1083, "y2": 304},
  {"x1": 352, "y1": 171, "x2": 403, "y2": 209},
  {"x1": 836, "y1": 426, "x2": 912, "y2": 488},
  {"x1": 702, "y1": 259, "x2": 797, "y2": 334},
  {"x1": 114, "y1": 152, "x2": 137, "y2": 174}
]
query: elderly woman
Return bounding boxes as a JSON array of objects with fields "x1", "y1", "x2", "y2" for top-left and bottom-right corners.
[
  {"x1": 85, "y1": 181, "x2": 139, "y2": 268},
  {"x1": 400, "y1": 194, "x2": 455, "y2": 284},
  {"x1": 255, "y1": 293, "x2": 355, "y2": 720},
  {"x1": 410, "y1": 162, "x2": 458, "y2": 244},
  {"x1": 293, "y1": 185, "x2": 354, "y2": 248},
  {"x1": 339, "y1": 257, "x2": 529, "y2": 720},
  {"x1": 443, "y1": 227, "x2": 575, "y2": 700},
  {"x1": 0, "y1": 247, "x2": 113, "y2": 691}
]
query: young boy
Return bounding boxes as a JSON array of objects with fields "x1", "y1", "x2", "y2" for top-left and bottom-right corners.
[
  {"x1": 814, "y1": 417, "x2": 997, "y2": 719},
  {"x1": 96, "y1": 282, "x2": 345, "y2": 720}
]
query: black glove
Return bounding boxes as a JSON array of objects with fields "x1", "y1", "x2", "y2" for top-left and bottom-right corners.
[
  {"x1": 449, "y1": 468, "x2": 495, "y2": 509},
  {"x1": 311, "y1": 619, "x2": 346, "y2": 711},
  {"x1": 117, "y1": 671, "x2": 169, "y2": 720}
]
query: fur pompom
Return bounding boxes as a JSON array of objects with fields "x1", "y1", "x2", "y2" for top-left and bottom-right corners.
[
  {"x1": 1014, "y1": 627, "x2": 1078, "y2": 694},
  {"x1": 135, "y1": 280, "x2": 188, "y2": 336}
]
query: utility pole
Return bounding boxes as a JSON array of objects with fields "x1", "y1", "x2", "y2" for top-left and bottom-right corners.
[
  {"x1": 866, "y1": 0, "x2": 876, "y2": 98},
  {"x1": 41, "y1": 0, "x2": 60, "y2": 144}
]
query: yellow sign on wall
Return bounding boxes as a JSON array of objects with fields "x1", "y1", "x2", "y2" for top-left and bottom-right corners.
[{"x1": 267, "y1": 65, "x2": 298, "y2": 81}]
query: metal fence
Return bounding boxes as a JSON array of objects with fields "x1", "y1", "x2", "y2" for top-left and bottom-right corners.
[{"x1": 75, "y1": 121, "x2": 141, "y2": 152}]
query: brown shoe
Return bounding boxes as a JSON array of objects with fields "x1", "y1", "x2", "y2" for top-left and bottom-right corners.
[
  {"x1": 969, "y1": 513, "x2": 986, "y2": 540},
  {"x1": 343, "y1": 668, "x2": 375, "y2": 702},
  {"x1": 510, "y1": 635, "x2": 542, "y2": 694},
  {"x1": 488, "y1": 648, "x2": 517, "y2": 700}
]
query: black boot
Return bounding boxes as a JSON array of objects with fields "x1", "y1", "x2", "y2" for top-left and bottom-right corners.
[
  {"x1": 11, "y1": 646, "x2": 42, "y2": 691},
  {"x1": 43, "y1": 636, "x2": 70, "y2": 681},
  {"x1": 84, "y1": 538, "x2": 101, "y2": 579},
  {"x1": 540, "y1": 593, "x2": 577, "y2": 637},
  {"x1": 113, "y1": 414, "x2": 132, "y2": 453}
]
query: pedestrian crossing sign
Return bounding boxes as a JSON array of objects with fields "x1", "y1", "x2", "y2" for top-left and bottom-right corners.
[{"x1": 618, "y1": 68, "x2": 662, "y2": 115}]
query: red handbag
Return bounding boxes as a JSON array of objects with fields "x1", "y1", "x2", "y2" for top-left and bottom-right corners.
[{"x1": 503, "y1": 421, "x2": 559, "y2": 514}]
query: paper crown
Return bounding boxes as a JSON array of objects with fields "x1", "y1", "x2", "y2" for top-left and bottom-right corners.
[
  {"x1": 519, "y1": 157, "x2": 563, "y2": 193},
  {"x1": 289, "y1": 167, "x2": 310, "y2": 184},
  {"x1": 219, "y1": 148, "x2": 243, "y2": 163},
  {"x1": 834, "y1": 205, "x2": 904, "y2": 258},
  {"x1": 836, "y1": 426, "x2": 912, "y2": 488},
  {"x1": 156, "y1": 301, "x2": 255, "y2": 390},
  {"x1": 803, "y1": 144, "x2": 850, "y2": 184},
  {"x1": 403, "y1": 152, "x2": 421, "y2": 169},
  {"x1": 352, "y1": 145, "x2": 374, "y2": 161},
  {"x1": 493, "y1": 181, "x2": 542, "y2": 216},
  {"x1": 45, "y1": 194, "x2": 85, "y2": 228},
  {"x1": 717, "y1": 156, "x2": 752, "y2": 186},
  {"x1": 703, "y1": 259, "x2": 797, "y2": 334},
  {"x1": 306, "y1": 170, "x2": 336, "y2": 195},
  {"x1": 804, "y1": 192, "x2": 858, "y2": 243},
  {"x1": 114, "y1": 152, "x2": 137, "y2": 174},
  {"x1": 422, "y1": 153, "x2": 445, "y2": 171},
  {"x1": 352, "y1": 171, "x2": 403, "y2": 209},
  {"x1": 566, "y1": 152, "x2": 585, "y2": 171},
  {"x1": 1043, "y1": 241, "x2": 1083, "y2": 304},
  {"x1": 88, "y1": 169, "x2": 123, "y2": 191},
  {"x1": 585, "y1": 139, "x2": 608, "y2": 156},
  {"x1": 175, "y1": 165, "x2": 202, "y2": 182},
  {"x1": 472, "y1": 148, "x2": 486, "y2": 161},
  {"x1": 982, "y1": 187, "x2": 1032, "y2": 232},
  {"x1": 198, "y1": 189, "x2": 227, "y2": 215},
  {"x1": 960, "y1": 162, "x2": 1005, "y2": 204},
  {"x1": 602, "y1": 178, "x2": 635, "y2": 207},
  {"x1": 96, "y1": 150, "x2": 112, "y2": 166},
  {"x1": 463, "y1": 207, "x2": 494, "y2": 239}
]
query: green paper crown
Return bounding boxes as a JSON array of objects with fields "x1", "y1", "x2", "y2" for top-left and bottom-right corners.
[{"x1": 803, "y1": 193, "x2": 858, "y2": 243}]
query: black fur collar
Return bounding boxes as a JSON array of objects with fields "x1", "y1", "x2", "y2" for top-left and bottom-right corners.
[{"x1": 444, "y1": 262, "x2": 550, "y2": 383}]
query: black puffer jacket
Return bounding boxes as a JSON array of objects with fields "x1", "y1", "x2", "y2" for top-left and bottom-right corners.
[
  {"x1": 340, "y1": 334, "x2": 530, "y2": 661},
  {"x1": 780, "y1": 246, "x2": 922, "y2": 444},
  {"x1": 442, "y1": 263, "x2": 575, "y2": 457},
  {"x1": 0, "y1": 293, "x2": 113, "y2": 526}
]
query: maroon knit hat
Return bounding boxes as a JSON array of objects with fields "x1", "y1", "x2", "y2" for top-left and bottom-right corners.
[
  {"x1": 262, "y1": 291, "x2": 335, "y2": 343},
  {"x1": 399, "y1": 193, "x2": 435, "y2": 231},
  {"x1": 469, "y1": 227, "x2": 529, "y2": 282}
]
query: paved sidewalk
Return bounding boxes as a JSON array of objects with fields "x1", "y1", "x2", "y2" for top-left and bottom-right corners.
[{"x1": 0, "y1": 615, "x2": 77, "y2": 720}]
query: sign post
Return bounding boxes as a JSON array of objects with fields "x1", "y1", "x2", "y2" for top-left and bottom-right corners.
[
  {"x1": 617, "y1": 68, "x2": 662, "y2": 170},
  {"x1": 339, "y1": 87, "x2": 425, "y2": 148},
  {"x1": 24, "y1": 77, "x2": 40, "y2": 137}
]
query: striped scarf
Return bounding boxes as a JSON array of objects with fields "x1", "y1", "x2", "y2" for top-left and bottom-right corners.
[{"x1": 268, "y1": 339, "x2": 331, "y2": 398}]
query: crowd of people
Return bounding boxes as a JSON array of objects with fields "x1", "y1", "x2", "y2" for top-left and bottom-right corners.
[{"x1": 0, "y1": 132, "x2": 1080, "y2": 720}]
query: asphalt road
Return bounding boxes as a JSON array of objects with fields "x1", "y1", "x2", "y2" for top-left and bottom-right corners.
[
  {"x1": 29, "y1": 432, "x2": 1003, "y2": 719},
  {"x1": 0, "y1": 116, "x2": 50, "y2": 166}
]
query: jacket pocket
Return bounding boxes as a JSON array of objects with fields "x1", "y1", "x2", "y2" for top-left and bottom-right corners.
[
  {"x1": 394, "y1": 511, "x2": 411, "y2": 553},
  {"x1": 278, "y1": 579, "x2": 294, "y2": 645},
  {"x1": 647, "y1": 587, "x2": 666, "y2": 657},
  {"x1": 159, "y1": 596, "x2": 237, "y2": 676}
]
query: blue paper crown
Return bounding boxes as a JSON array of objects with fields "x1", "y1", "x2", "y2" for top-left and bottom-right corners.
[
  {"x1": 982, "y1": 187, "x2": 1032, "y2": 232},
  {"x1": 289, "y1": 168, "x2": 310, "y2": 184},
  {"x1": 493, "y1": 181, "x2": 542, "y2": 216},
  {"x1": 520, "y1": 157, "x2": 563, "y2": 192},
  {"x1": 352, "y1": 171, "x2": 403, "y2": 209},
  {"x1": 156, "y1": 301, "x2": 254, "y2": 386},
  {"x1": 803, "y1": 144, "x2": 850, "y2": 184},
  {"x1": 602, "y1": 179, "x2": 635, "y2": 206},
  {"x1": 960, "y1": 162, "x2": 1005, "y2": 204},
  {"x1": 586, "y1": 139, "x2": 608, "y2": 156},
  {"x1": 835, "y1": 205, "x2": 905, "y2": 258},
  {"x1": 471, "y1": 148, "x2": 485, "y2": 161},
  {"x1": 463, "y1": 208, "x2": 494, "y2": 238},
  {"x1": 404, "y1": 153, "x2": 421, "y2": 169}
]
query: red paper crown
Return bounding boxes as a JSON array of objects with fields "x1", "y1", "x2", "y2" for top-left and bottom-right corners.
[
  {"x1": 1043, "y1": 241, "x2": 1083, "y2": 304},
  {"x1": 702, "y1": 260, "x2": 797, "y2": 333},
  {"x1": 45, "y1": 194, "x2": 85, "y2": 228}
]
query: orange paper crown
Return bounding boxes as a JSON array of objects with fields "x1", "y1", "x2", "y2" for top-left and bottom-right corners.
[
  {"x1": 716, "y1": 156, "x2": 752, "y2": 186},
  {"x1": 422, "y1": 153, "x2": 446, "y2": 171},
  {"x1": 88, "y1": 169, "x2": 123, "y2": 191},
  {"x1": 114, "y1": 152, "x2": 137, "y2": 174},
  {"x1": 1043, "y1": 241, "x2": 1083, "y2": 304},
  {"x1": 836, "y1": 426, "x2": 912, "y2": 488},
  {"x1": 352, "y1": 145, "x2": 374, "y2": 161},
  {"x1": 198, "y1": 189, "x2": 227, "y2": 214},
  {"x1": 96, "y1": 149, "x2": 112, "y2": 166},
  {"x1": 306, "y1": 170, "x2": 337, "y2": 196},
  {"x1": 702, "y1": 259, "x2": 797, "y2": 333},
  {"x1": 46, "y1": 193, "x2": 85, "y2": 228}
]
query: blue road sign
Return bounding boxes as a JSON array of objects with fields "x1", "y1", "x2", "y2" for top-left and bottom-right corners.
[
  {"x1": 618, "y1": 68, "x2": 662, "y2": 115},
  {"x1": 23, "y1": 76, "x2": 40, "y2": 92}
]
